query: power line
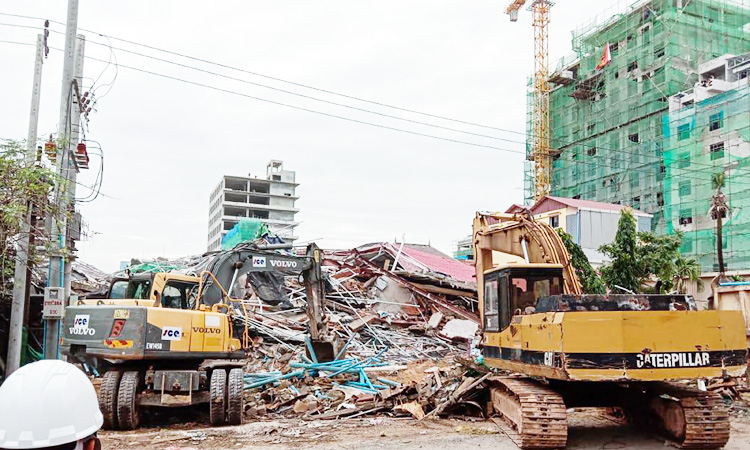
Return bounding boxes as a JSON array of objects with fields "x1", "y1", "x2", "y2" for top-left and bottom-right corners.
[
  {"x1": 72, "y1": 36, "x2": 524, "y2": 145},
  {"x1": 2, "y1": 36, "x2": 743, "y2": 191},
  {"x1": 45, "y1": 27, "x2": 750, "y2": 178},
  {"x1": 0, "y1": 12, "x2": 530, "y2": 136},
  {"x1": 56, "y1": 35, "x2": 750, "y2": 183},
  {"x1": 0, "y1": 38, "x2": 34, "y2": 46},
  {"x1": 76, "y1": 52, "x2": 527, "y2": 156},
  {"x1": 1, "y1": 12, "x2": 745, "y2": 181},
  {"x1": 2, "y1": 17, "x2": 747, "y2": 193},
  {"x1": 0, "y1": 19, "x2": 743, "y2": 179}
]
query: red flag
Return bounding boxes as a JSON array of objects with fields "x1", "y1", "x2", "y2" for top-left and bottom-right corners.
[{"x1": 596, "y1": 43, "x2": 612, "y2": 70}]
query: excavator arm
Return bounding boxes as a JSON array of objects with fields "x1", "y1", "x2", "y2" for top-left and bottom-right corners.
[
  {"x1": 473, "y1": 210, "x2": 583, "y2": 324},
  {"x1": 197, "y1": 242, "x2": 341, "y2": 361}
]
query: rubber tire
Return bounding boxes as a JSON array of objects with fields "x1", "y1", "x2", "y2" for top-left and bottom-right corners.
[
  {"x1": 209, "y1": 369, "x2": 227, "y2": 426},
  {"x1": 117, "y1": 371, "x2": 141, "y2": 430},
  {"x1": 100, "y1": 370, "x2": 122, "y2": 430},
  {"x1": 227, "y1": 368, "x2": 244, "y2": 425}
]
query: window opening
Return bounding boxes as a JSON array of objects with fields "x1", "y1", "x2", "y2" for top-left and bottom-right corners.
[{"x1": 710, "y1": 142, "x2": 725, "y2": 160}]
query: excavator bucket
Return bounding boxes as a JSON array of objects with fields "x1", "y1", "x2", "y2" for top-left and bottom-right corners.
[{"x1": 308, "y1": 336, "x2": 345, "y2": 363}]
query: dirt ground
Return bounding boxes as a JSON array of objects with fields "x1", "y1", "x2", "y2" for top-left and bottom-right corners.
[{"x1": 100, "y1": 409, "x2": 750, "y2": 450}]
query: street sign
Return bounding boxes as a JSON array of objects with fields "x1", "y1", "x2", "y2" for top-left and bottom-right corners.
[{"x1": 43, "y1": 287, "x2": 65, "y2": 318}]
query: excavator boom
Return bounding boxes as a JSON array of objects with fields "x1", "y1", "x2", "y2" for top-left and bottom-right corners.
[{"x1": 473, "y1": 210, "x2": 582, "y2": 323}]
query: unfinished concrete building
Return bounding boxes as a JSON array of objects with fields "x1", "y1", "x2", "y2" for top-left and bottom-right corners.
[
  {"x1": 207, "y1": 160, "x2": 299, "y2": 251},
  {"x1": 528, "y1": 0, "x2": 750, "y2": 271},
  {"x1": 666, "y1": 52, "x2": 750, "y2": 272}
]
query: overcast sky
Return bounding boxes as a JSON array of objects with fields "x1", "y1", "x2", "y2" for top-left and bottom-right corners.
[{"x1": 1, "y1": 0, "x2": 620, "y2": 272}]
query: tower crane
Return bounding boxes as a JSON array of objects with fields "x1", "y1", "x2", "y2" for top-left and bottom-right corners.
[{"x1": 506, "y1": 1, "x2": 552, "y2": 201}]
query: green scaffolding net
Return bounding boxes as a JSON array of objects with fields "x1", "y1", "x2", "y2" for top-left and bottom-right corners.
[
  {"x1": 664, "y1": 83, "x2": 750, "y2": 272},
  {"x1": 527, "y1": 0, "x2": 750, "y2": 272},
  {"x1": 221, "y1": 218, "x2": 270, "y2": 250}
]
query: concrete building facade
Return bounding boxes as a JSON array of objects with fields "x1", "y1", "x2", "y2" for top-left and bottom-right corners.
[{"x1": 207, "y1": 160, "x2": 299, "y2": 251}]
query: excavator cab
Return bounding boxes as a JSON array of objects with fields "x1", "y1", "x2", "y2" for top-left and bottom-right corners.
[{"x1": 482, "y1": 264, "x2": 563, "y2": 332}]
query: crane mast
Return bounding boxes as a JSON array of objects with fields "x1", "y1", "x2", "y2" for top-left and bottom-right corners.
[{"x1": 506, "y1": 0, "x2": 552, "y2": 200}]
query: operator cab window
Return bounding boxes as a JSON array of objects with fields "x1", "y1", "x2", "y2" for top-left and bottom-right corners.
[
  {"x1": 484, "y1": 278, "x2": 499, "y2": 332},
  {"x1": 162, "y1": 281, "x2": 199, "y2": 310},
  {"x1": 509, "y1": 271, "x2": 562, "y2": 315},
  {"x1": 484, "y1": 273, "x2": 511, "y2": 331},
  {"x1": 126, "y1": 279, "x2": 152, "y2": 299},
  {"x1": 110, "y1": 280, "x2": 128, "y2": 299}
]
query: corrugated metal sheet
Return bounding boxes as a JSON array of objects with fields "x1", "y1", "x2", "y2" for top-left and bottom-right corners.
[{"x1": 566, "y1": 213, "x2": 579, "y2": 244}]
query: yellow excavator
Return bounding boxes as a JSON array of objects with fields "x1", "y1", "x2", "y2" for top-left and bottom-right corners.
[
  {"x1": 473, "y1": 211, "x2": 747, "y2": 449},
  {"x1": 61, "y1": 243, "x2": 340, "y2": 430}
]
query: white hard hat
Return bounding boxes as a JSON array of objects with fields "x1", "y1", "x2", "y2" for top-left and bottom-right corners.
[{"x1": 0, "y1": 360, "x2": 103, "y2": 449}]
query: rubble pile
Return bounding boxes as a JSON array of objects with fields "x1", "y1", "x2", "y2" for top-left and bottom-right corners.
[
  {"x1": 231, "y1": 242, "x2": 487, "y2": 420},
  {"x1": 239, "y1": 345, "x2": 491, "y2": 421},
  {"x1": 65, "y1": 240, "x2": 489, "y2": 421}
]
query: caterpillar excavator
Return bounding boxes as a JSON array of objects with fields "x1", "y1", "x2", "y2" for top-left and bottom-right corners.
[
  {"x1": 61, "y1": 243, "x2": 340, "y2": 430},
  {"x1": 474, "y1": 211, "x2": 748, "y2": 449}
]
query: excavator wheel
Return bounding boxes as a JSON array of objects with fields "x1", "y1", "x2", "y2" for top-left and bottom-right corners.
[
  {"x1": 489, "y1": 378, "x2": 567, "y2": 449},
  {"x1": 625, "y1": 382, "x2": 730, "y2": 448},
  {"x1": 116, "y1": 371, "x2": 141, "y2": 430},
  {"x1": 227, "y1": 368, "x2": 244, "y2": 425},
  {"x1": 99, "y1": 370, "x2": 122, "y2": 430},
  {"x1": 209, "y1": 369, "x2": 227, "y2": 426}
]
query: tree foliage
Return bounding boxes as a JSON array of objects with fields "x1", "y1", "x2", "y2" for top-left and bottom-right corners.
[
  {"x1": 599, "y1": 209, "x2": 696, "y2": 293},
  {"x1": 557, "y1": 228, "x2": 606, "y2": 294},
  {"x1": 599, "y1": 209, "x2": 641, "y2": 293},
  {"x1": 1, "y1": 140, "x2": 60, "y2": 304},
  {"x1": 673, "y1": 255, "x2": 704, "y2": 294},
  {"x1": 636, "y1": 231, "x2": 682, "y2": 293}
]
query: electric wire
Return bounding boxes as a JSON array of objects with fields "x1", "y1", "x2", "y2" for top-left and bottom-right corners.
[
  {"x1": 77, "y1": 52, "x2": 527, "y2": 155},
  {"x1": 1, "y1": 17, "x2": 748, "y2": 197},
  {"x1": 0, "y1": 12, "x2": 745, "y2": 178},
  {"x1": 0, "y1": 20, "x2": 744, "y2": 181},
  {"x1": 0, "y1": 35, "x2": 745, "y2": 192},
  {"x1": 0, "y1": 12, "x2": 529, "y2": 137}
]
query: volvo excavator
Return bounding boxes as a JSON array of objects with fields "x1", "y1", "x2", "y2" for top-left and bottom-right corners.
[
  {"x1": 473, "y1": 211, "x2": 748, "y2": 449},
  {"x1": 61, "y1": 243, "x2": 340, "y2": 430}
]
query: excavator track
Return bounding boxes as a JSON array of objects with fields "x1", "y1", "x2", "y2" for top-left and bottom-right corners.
[
  {"x1": 627, "y1": 382, "x2": 730, "y2": 449},
  {"x1": 489, "y1": 377, "x2": 567, "y2": 449}
]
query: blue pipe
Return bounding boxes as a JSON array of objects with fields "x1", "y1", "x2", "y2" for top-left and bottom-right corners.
[
  {"x1": 347, "y1": 381, "x2": 389, "y2": 390},
  {"x1": 334, "y1": 335, "x2": 354, "y2": 361},
  {"x1": 305, "y1": 335, "x2": 318, "y2": 364},
  {"x1": 377, "y1": 377, "x2": 400, "y2": 387},
  {"x1": 243, "y1": 370, "x2": 304, "y2": 389},
  {"x1": 360, "y1": 369, "x2": 375, "y2": 391}
]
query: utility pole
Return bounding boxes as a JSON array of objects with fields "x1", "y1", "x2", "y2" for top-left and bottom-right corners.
[
  {"x1": 46, "y1": 0, "x2": 79, "y2": 359},
  {"x1": 64, "y1": 35, "x2": 86, "y2": 304},
  {"x1": 7, "y1": 32, "x2": 46, "y2": 376}
]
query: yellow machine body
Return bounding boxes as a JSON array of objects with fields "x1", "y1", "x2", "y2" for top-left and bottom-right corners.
[
  {"x1": 473, "y1": 212, "x2": 748, "y2": 384},
  {"x1": 63, "y1": 272, "x2": 242, "y2": 359},
  {"x1": 483, "y1": 308, "x2": 747, "y2": 381}
]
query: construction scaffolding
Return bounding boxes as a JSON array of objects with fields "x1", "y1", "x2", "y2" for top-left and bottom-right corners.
[
  {"x1": 527, "y1": 0, "x2": 750, "y2": 271},
  {"x1": 665, "y1": 81, "x2": 750, "y2": 272}
]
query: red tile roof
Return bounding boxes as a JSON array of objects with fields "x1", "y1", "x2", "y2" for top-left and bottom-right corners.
[
  {"x1": 401, "y1": 244, "x2": 476, "y2": 283},
  {"x1": 504, "y1": 196, "x2": 651, "y2": 217}
]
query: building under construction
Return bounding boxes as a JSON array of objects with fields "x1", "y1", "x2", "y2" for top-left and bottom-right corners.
[{"x1": 529, "y1": 0, "x2": 750, "y2": 272}]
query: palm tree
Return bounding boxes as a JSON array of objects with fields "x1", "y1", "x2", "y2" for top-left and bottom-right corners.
[
  {"x1": 709, "y1": 172, "x2": 730, "y2": 277},
  {"x1": 673, "y1": 255, "x2": 704, "y2": 294}
]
